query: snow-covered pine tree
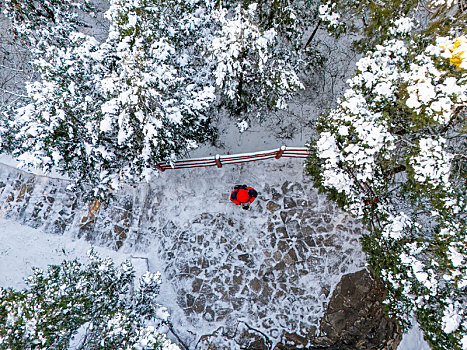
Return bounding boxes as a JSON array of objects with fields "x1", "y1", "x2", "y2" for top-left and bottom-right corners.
[
  {"x1": 316, "y1": 0, "x2": 464, "y2": 53},
  {"x1": 207, "y1": 1, "x2": 307, "y2": 120},
  {"x1": 0, "y1": 250, "x2": 178, "y2": 349},
  {"x1": 1, "y1": 0, "x2": 322, "y2": 197},
  {"x1": 0, "y1": 0, "x2": 94, "y2": 156},
  {"x1": 90, "y1": 0, "x2": 218, "y2": 189},
  {"x1": 3, "y1": 0, "x2": 218, "y2": 198},
  {"x1": 2, "y1": 0, "x2": 95, "y2": 49},
  {"x1": 307, "y1": 9, "x2": 466, "y2": 350}
]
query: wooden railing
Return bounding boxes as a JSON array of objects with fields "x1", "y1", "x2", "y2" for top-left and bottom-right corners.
[{"x1": 156, "y1": 146, "x2": 309, "y2": 172}]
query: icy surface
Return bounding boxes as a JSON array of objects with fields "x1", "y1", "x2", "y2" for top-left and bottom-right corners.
[
  {"x1": 397, "y1": 320, "x2": 432, "y2": 350},
  {"x1": 0, "y1": 219, "x2": 130, "y2": 289},
  {"x1": 0, "y1": 159, "x2": 366, "y2": 347}
]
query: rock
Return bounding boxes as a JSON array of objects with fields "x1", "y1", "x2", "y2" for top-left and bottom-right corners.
[
  {"x1": 285, "y1": 220, "x2": 300, "y2": 237},
  {"x1": 323, "y1": 214, "x2": 332, "y2": 224},
  {"x1": 204, "y1": 306, "x2": 215, "y2": 321},
  {"x1": 283, "y1": 332, "x2": 308, "y2": 348},
  {"x1": 238, "y1": 253, "x2": 255, "y2": 267},
  {"x1": 276, "y1": 226, "x2": 288, "y2": 238},
  {"x1": 193, "y1": 296, "x2": 206, "y2": 314},
  {"x1": 273, "y1": 251, "x2": 282, "y2": 261},
  {"x1": 292, "y1": 183, "x2": 303, "y2": 193},
  {"x1": 281, "y1": 181, "x2": 292, "y2": 194},
  {"x1": 274, "y1": 261, "x2": 286, "y2": 271},
  {"x1": 200, "y1": 213, "x2": 213, "y2": 220},
  {"x1": 287, "y1": 208, "x2": 303, "y2": 221},
  {"x1": 215, "y1": 307, "x2": 231, "y2": 321},
  {"x1": 272, "y1": 188, "x2": 282, "y2": 200},
  {"x1": 287, "y1": 249, "x2": 298, "y2": 262},
  {"x1": 192, "y1": 278, "x2": 203, "y2": 293},
  {"x1": 266, "y1": 201, "x2": 281, "y2": 212},
  {"x1": 281, "y1": 181, "x2": 303, "y2": 195},
  {"x1": 283, "y1": 196, "x2": 297, "y2": 209},
  {"x1": 190, "y1": 266, "x2": 202, "y2": 275},
  {"x1": 237, "y1": 327, "x2": 270, "y2": 350},
  {"x1": 321, "y1": 285, "x2": 331, "y2": 298},
  {"x1": 277, "y1": 240, "x2": 289, "y2": 253},
  {"x1": 316, "y1": 225, "x2": 329, "y2": 233},
  {"x1": 233, "y1": 274, "x2": 243, "y2": 285},
  {"x1": 268, "y1": 233, "x2": 277, "y2": 248},
  {"x1": 283, "y1": 253, "x2": 294, "y2": 265},
  {"x1": 304, "y1": 236, "x2": 316, "y2": 247},
  {"x1": 271, "y1": 270, "x2": 401, "y2": 350},
  {"x1": 186, "y1": 294, "x2": 195, "y2": 307},
  {"x1": 250, "y1": 278, "x2": 262, "y2": 293},
  {"x1": 238, "y1": 253, "x2": 250, "y2": 262},
  {"x1": 300, "y1": 225, "x2": 314, "y2": 236},
  {"x1": 314, "y1": 269, "x2": 402, "y2": 350},
  {"x1": 267, "y1": 222, "x2": 275, "y2": 232}
]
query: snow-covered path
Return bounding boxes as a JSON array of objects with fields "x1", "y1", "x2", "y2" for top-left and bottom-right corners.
[{"x1": 0, "y1": 159, "x2": 367, "y2": 347}]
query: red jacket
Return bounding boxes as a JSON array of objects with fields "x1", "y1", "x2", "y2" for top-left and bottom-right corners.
[{"x1": 230, "y1": 186, "x2": 258, "y2": 205}]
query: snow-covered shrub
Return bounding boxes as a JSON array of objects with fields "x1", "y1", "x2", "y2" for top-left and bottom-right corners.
[
  {"x1": 0, "y1": 250, "x2": 177, "y2": 350},
  {"x1": 307, "y1": 31, "x2": 466, "y2": 350}
]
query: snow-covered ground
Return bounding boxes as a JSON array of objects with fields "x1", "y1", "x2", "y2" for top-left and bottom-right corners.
[
  {"x1": 0, "y1": 215, "x2": 431, "y2": 350},
  {"x1": 0, "y1": 218, "x2": 130, "y2": 289},
  {"x1": 398, "y1": 320, "x2": 432, "y2": 350},
  {"x1": 0, "y1": 157, "x2": 368, "y2": 348}
]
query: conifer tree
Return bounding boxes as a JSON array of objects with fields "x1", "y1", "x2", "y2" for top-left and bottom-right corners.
[
  {"x1": 317, "y1": 0, "x2": 465, "y2": 52},
  {"x1": 0, "y1": 251, "x2": 178, "y2": 349},
  {"x1": 1, "y1": 0, "x2": 321, "y2": 197},
  {"x1": 307, "y1": 5, "x2": 466, "y2": 348}
]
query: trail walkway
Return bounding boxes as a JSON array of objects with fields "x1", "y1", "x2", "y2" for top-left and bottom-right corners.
[{"x1": 0, "y1": 156, "x2": 366, "y2": 349}]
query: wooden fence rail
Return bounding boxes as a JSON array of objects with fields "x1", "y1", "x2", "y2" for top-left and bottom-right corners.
[{"x1": 156, "y1": 146, "x2": 309, "y2": 172}]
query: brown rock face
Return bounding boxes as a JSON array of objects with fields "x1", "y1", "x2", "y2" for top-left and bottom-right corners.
[
  {"x1": 312, "y1": 269, "x2": 401, "y2": 350},
  {"x1": 273, "y1": 269, "x2": 401, "y2": 350}
]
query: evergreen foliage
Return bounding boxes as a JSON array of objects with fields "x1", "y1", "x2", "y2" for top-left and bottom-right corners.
[
  {"x1": 2, "y1": 0, "x2": 95, "y2": 49},
  {"x1": 0, "y1": 0, "x2": 322, "y2": 198},
  {"x1": 0, "y1": 251, "x2": 178, "y2": 350},
  {"x1": 317, "y1": 0, "x2": 466, "y2": 52},
  {"x1": 307, "y1": 6, "x2": 466, "y2": 348}
]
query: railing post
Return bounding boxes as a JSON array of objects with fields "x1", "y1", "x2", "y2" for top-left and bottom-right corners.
[
  {"x1": 275, "y1": 145, "x2": 286, "y2": 159},
  {"x1": 156, "y1": 163, "x2": 165, "y2": 172},
  {"x1": 215, "y1": 154, "x2": 222, "y2": 168}
]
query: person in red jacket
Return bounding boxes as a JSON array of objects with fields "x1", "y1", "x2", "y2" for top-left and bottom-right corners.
[{"x1": 230, "y1": 185, "x2": 258, "y2": 210}]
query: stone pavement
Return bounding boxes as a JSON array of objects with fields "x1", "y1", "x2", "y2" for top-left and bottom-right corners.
[
  {"x1": 146, "y1": 179, "x2": 367, "y2": 348},
  {"x1": 0, "y1": 160, "x2": 367, "y2": 348}
]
